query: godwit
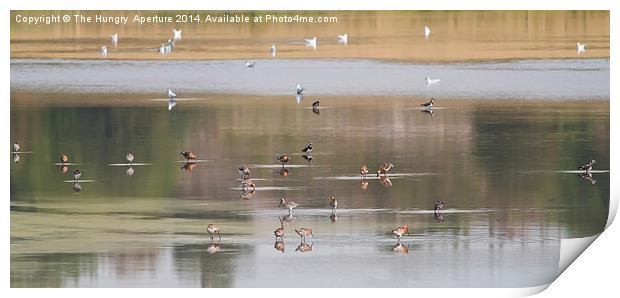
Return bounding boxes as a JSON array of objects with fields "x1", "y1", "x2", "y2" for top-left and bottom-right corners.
[
  {"x1": 180, "y1": 151, "x2": 197, "y2": 162},
  {"x1": 206, "y1": 224, "x2": 221, "y2": 240},
  {"x1": 296, "y1": 84, "x2": 305, "y2": 95},
  {"x1": 301, "y1": 142, "x2": 313, "y2": 154},
  {"x1": 420, "y1": 98, "x2": 435, "y2": 108},
  {"x1": 376, "y1": 162, "x2": 394, "y2": 177},
  {"x1": 392, "y1": 224, "x2": 409, "y2": 240},
  {"x1": 72, "y1": 169, "x2": 82, "y2": 182},
  {"x1": 338, "y1": 33, "x2": 348, "y2": 45},
  {"x1": 295, "y1": 227, "x2": 314, "y2": 242},
  {"x1": 126, "y1": 152, "x2": 134, "y2": 165},
  {"x1": 274, "y1": 226, "x2": 284, "y2": 240},
  {"x1": 360, "y1": 164, "x2": 369, "y2": 178},
  {"x1": 238, "y1": 165, "x2": 251, "y2": 179},
  {"x1": 295, "y1": 242, "x2": 313, "y2": 252},
  {"x1": 245, "y1": 61, "x2": 256, "y2": 68},
  {"x1": 329, "y1": 196, "x2": 338, "y2": 211},
  {"x1": 13, "y1": 142, "x2": 20, "y2": 152},
  {"x1": 278, "y1": 198, "x2": 299, "y2": 214},
  {"x1": 270, "y1": 44, "x2": 277, "y2": 57},
  {"x1": 434, "y1": 200, "x2": 445, "y2": 212},
  {"x1": 277, "y1": 154, "x2": 290, "y2": 166},
  {"x1": 578, "y1": 159, "x2": 596, "y2": 173},
  {"x1": 60, "y1": 153, "x2": 69, "y2": 164},
  {"x1": 393, "y1": 243, "x2": 410, "y2": 254},
  {"x1": 577, "y1": 42, "x2": 586, "y2": 54}
]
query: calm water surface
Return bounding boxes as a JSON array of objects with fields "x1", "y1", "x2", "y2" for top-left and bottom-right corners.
[{"x1": 10, "y1": 91, "x2": 609, "y2": 287}]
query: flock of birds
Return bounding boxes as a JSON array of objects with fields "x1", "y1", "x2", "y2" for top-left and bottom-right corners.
[{"x1": 13, "y1": 25, "x2": 597, "y2": 254}]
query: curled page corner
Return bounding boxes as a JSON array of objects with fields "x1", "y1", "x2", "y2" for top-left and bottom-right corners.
[
  {"x1": 606, "y1": 186, "x2": 618, "y2": 229},
  {"x1": 558, "y1": 234, "x2": 600, "y2": 273}
]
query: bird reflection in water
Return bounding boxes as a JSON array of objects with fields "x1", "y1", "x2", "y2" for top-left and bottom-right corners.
[
  {"x1": 274, "y1": 240, "x2": 285, "y2": 253},
  {"x1": 206, "y1": 242, "x2": 220, "y2": 255},
  {"x1": 72, "y1": 182, "x2": 82, "y2": 193},
  {"x1": 301, "y1": 154, "x2": 313, "y2": 165},
  {"x1": 13, "y1": 153, "x2": 20, "y2": 163},
  {"x1": 434, "y1": 212, "x2": 444, "y2": 222},
  {"x1": 278, "y1": 167, "x2": 291, "y2": 176},
  {"x1": 60, "y1": 165, "x2": 69, "y2": 174},
  {"x1": 126, "y1": 167, "x2": 135, "y2": 176},
  {"x1": 295, "y1": 242, "x2": 313, "y2": 253},
  {"x1": 579, "y1": 172, "x2": 597, "y2": 185},
  {"x1": 421, "y1": 108, "x2": 434, "y2": 119},
  {"x1": 329, "y1": 212, "x2": 337, "y2": 224},
  {"x1": 393, "y1": 242, "x2": 410, "y2": 254},
  {"x1": 295, "y1": 94, "x2": 303, "y2": 104},
  {"x1": 379, "y1": 176, "x2": 392, "y2": 188},
  {"x1": 181, "y1": 162, "x2": 197, "y2": 171},
  {"x1": 360, "y1": 179, "x2": 369, "y2": 190},
  {"x1": 240, "y1": 188, "x2": 255, "y2": 200}
]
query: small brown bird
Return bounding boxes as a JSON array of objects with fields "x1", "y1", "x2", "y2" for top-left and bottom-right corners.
[
  {"x1": 274, "y1": 226, "x2": 284, "y2": 239},
  {"x1": 392, "y1": 224, "x2": 409, "y2": 240},
  {"x1": 60, "y1": 153, "x2": 69, "y2": 164},
  {"x1": 360, "y1": 164, "x2": 369, "y2": 178},
  {"x1": 376, "y1": 162, "x2": 394, "y2": 177},
  {"x1": 180, "y1": 151, "x2": 197, "y2": 162},
  {"x1": 206, "y1": 224, "x2": 221, "y2": 240},
  {"x1": 329, "y1": 196, "x2": 338, "y2": 211},
  {"x1": 295, "y1": 227, "x2": 314, "y2": 242},
  {"x1": 277, "y1": 154, "x2": 290, "y2": 166}
]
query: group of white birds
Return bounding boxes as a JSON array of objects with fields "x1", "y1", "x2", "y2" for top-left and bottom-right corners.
[{"x1": 100, "y1": 29, "x2": 183, "y2": 57}]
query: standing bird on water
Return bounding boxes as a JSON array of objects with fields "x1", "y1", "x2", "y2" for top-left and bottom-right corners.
[
  {"x1": 72, "y1": 169, "x2": 82, "y2": 182},
  {"x1": 245, "y1": 61, "x2": 256, "y2": 68},
  {"x1": 168, "y1": 89, "x2": 177, "y2": 99},
  {"x1": 305, "y1": 37, "x2": 317, "y2": 49},
  {"x1": 126, "y1": 152, "x2": 134, "y2": 165},
  {"x1": 434, "y1": 200, "x2": 444, "y2": 213},
  {"x1": 360, "y1": 164, "x2": 369, "y2": 178},
  {"x1": 338, "y1": 33, "x2": 348, "y2": 45},
  {"x1": 206, "y1": 224, "x2": 221, "y2": 241},
  {"x1": 578, "y1": 159, "x2": 596, "y2": 173},
  {"x1": 172, "y1": 29, "x2": 182, "y2": 41},
  {"x1": 329, "y1": 196, "x2": 338, "y2": 211},
  {"x1": 238, "y1": 165, "x2": 251, "y2": 179},
  {"x1": 60, "y1": 153, "x2": 69, "y2": 164},
  {"x1": 577, "y1": 42, "x2": 586, "y2": 54},
  {"x1": 421, "y1": 97, "x2": 435, "y2": 109},
  {"x1": 392, "y1": 224, "x2": 409, "y2": 240},
  {"x1": 376, "y1": 162, "x2": 394, "y2": 177},
  {"x1": 296, "y1": 83, "x2": 305, "y2": 95},
  {"x1": 277, "y1": 154, "x2": 290, "y2": 166},
  {"x1": 424, "y1": 25, "x2": 431, "y2": 40},
  {"x1": 100, "y1": 45, "x2": 108, "y2": 57},
  {"x1": 278, "y1": 198, "x2": 299, "y2": 214},
  {"x1": 111, "y1": 33, "x2": 118, "y2": 46},
  {"x1": 180, "y1": 151, "x2": 197, "y2": 163},
  {"x1": 295, "y1": 227, "x2": 314, "y2": 242},
  {"x1": 13, "y1": 142, "x2": 20, "y2": 152},
  {"x1": 302, "y1": 142, "x2": 313, "y2": 154}
]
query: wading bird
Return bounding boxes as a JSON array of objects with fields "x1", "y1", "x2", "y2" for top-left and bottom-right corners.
[
  {"x1": 305, "y1": 37, "x2": 317, "y2": 49},
  {"x1": 278, "y1": 198, "x2": 299, "y2": 214},
  {"x1": 277, "y1": 154, "x2": 290, "y2": 166},
  {"x1": 60, "y1": 153, "x2": 69, "y2": 164},
  {"x1": 295, "y1": 227, "x2": 314, "y2": 242},
  {"x1": 376, "y1": 162, "x2": 394, "y2": 177},
  {"x1": 13, "y1": 142, "x2": 20, "y2": 152},
  {"x1": 338, "y1": 33, "x2": 348, "y2": 45},
  {"x1": 392, "y1": 224, "x2": 409, "y2": 240},
  {"x1": 302, "y1": 142, "x2": 313, "y2": 154},
  {"x1": 245, "y1": 61, "x2": 256, "y2": 68},
  {"x1": 238, "y1": 165, "x2": 251, "y2": 179},
  {"x1": 168, "y1": 89, "x2": 177, "y2": 99},
  {"x1": 111, "y1": 33, "x2": 118, "y2": 46},
  {"x1": 173, "y1": 29, "x2": 182, "y2": 41},
  {"x1": 434, "y1": 200, "x2": 444, "y2": 212},
  {"x1": 101, "y1": 45, "x2": 108, "y2": 57},
  {"x1": 72, "y1": 169, "x2": 82, "y2": 182},
  {"x1": 425, "y1": 77, "x2": 440, "y2": 86},
  {"x1": 360, "y1": 164, "x2": 369, "y2": 178},
  {"x1": 578, "y1": 159, "x2": 596, "y2": 173},
  {"x1": 180, "y1": 151, "x2": 197, "y2": 163},
  {"x1": 126, "y1": 152, "x2": 134, "y2": 165},
  {"x1": 424, "y1": 25, "x2": 431, "y2": 40},
  {"x1": 296, "y1": 83, "x2": 305, "y2": 95},
  {"x1": 274, "y1": 226, "x2": 284, "y2": 240},
  {"x1": 270, "y1": 44, "x2": 277, "y2": 57},
  {"x1": 206, "y1": 224, "x2": 221, "y2": 240},
  {"x1": 329, "y1": 196, "x2": 338, "y2": 211},
  {"x1": 421, "y1": 98, "x2": 435, "y2": 109},
  {"x1": 577, "y1": 42, "x2": 586, "y2": 54}
]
